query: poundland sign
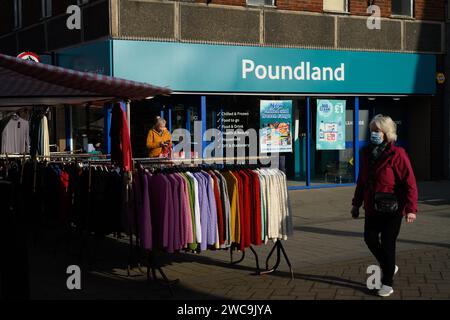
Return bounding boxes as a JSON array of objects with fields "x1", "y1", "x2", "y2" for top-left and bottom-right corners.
[
  {"x1": 242, "y1": 60, "x2": 345, "y2": 81},
  {"x1": 113, "y1": 40, "x2": 436, "y2": 95}
]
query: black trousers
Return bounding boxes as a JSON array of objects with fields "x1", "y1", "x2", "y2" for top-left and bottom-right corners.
[{"x1": 364, "y1": 213, "x2": 403, "y2": 287}]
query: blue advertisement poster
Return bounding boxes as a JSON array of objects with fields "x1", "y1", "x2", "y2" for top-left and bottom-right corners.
[
  {"x1": 316, "y1": 100, "x2": 346, "y2": 150},
  {"x1": 260, "y1": 100, "x2": 293, "y2": 153}
]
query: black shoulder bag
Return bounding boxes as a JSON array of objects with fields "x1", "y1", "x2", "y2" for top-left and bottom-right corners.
[
  {"x1": 368, "y1": 150, "x2": 399, "y2": 214},
  {"x1": 373, "y1": 192, "x2": 399, "y2": 214}
]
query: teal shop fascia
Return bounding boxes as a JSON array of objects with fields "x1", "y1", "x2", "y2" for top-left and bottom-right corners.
[{"x1": 55, "y1": 39, "x2": 436, "y2": 95}]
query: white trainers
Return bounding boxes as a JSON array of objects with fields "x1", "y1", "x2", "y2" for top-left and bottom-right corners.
[{"x1": 378, "y1": 285, "x2": 394, "y2": 297}]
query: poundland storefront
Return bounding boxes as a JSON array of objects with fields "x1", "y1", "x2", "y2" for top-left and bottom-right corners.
[{"x1": 55, "y1": 40, "x2": 436, "y2": 190}]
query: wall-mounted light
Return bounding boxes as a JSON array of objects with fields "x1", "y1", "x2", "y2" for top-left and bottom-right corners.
[
  {"x1": 368, "y1": 97, "x2": 376, "y2": 101},
  {"x1": 393, "y1": 98, "x2": 401, "y2": 101}
]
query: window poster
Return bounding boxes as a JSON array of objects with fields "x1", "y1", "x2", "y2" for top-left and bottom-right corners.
[
  {"x1": 260, "y1": 100, "x2": 293, "y2": 153},
  {"x1": 316, "y1": 99, "x2": 346, "y2": 150}
]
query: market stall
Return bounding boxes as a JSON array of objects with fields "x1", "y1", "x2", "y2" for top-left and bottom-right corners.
[
  {"x1": 0, "y1": 53, "x2": 171, "y2": 299},
  {"x1": 0, "y1": 53, "x2": 293, "y2": 299}
]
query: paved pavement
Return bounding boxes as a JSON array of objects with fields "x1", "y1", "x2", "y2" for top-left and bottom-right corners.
[{"x1": 28, "y1": 181, "x2": 450, "y2": 300}]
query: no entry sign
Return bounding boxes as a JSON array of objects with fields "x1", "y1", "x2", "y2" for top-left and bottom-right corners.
[{"x1": 17, "y1": 52, "x2": 41, "y2": 63}]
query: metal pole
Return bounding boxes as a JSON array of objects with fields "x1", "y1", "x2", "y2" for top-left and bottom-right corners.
[
  {"x1": 201, "y1": 96, "x2": 207, "y2": 158},
  {"x1": 104, "y1": 104, "x2": 111, "y2": 154},
  {"x1": 220, "y1": 107, "x2": 224, "y2": 157},
  {"x1": 126, "y1": 100, "x2": 131, "y2": 135},
  {"x1": 354, "y1": 97, "x2": 360, "y2": 182},
  {"x1": 168, "y1": 106, "x2": 172, "y2": 132},
  {"x1": 306, "y1": 97, "x2": 311, "y2": 187},
  {"x1": 65, "y1": 105, "x2": 72, "y2": 152}
]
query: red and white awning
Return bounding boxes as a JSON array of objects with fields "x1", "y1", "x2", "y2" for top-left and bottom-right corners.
[{"x1": 0, "y1": 53, "x2": 171, "y2": 106}]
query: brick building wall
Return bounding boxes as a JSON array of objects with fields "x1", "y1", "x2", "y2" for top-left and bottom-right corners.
[
  {"x1": 195, "y1": 0, "x2": 445, "y2": 21},
  {"x1": 415, "y1": 0, "x2": 445, "y2": 21}
]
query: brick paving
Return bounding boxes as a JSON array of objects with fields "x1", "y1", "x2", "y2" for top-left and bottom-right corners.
[{"x1": 28, "y1": 181, "x2": 450, "y2": 300}]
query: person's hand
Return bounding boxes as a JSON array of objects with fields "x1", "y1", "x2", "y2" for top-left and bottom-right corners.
[
  {"x1": 351, "y1": 206, "x2": 360, "y2": 219},
  {"x1": 160, "y1": 141, "x2": 166, "y2": 147},
  {"x1": 406, "y1": 213, "x2": 416, "y2": 223}
]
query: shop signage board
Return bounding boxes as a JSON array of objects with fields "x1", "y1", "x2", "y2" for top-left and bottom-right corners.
[
  {"x1": 113, "y1": 40, "x2": 436, "y2": 95},
  {"x1": 217, "y1": 111, "x2": 250, "y2": 149},
  {"x1": 55, "y1": 40, "x2": 111, "y2": 75},
  {"x1": 316, "y1": 99, "x2": 346, "y2": 150},
  {"x1": 260, "y1": 100, "x2": 293, "y2": 153}
]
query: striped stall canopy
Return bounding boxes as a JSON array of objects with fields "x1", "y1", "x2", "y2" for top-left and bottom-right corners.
[{"x1": 0, "y1": 53, "x2": 172, "y2": 107}]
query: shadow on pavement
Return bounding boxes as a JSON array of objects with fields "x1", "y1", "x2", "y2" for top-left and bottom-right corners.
[
  {"x1": 418, "y1": 199, "x2": 450, "y2": 206},
  {"x1": 294, "y1": 225, "x2": 450, "y2": 249},
  {"x1": 158, "y1": 247, "x2": 375, "y2": 296},
  {"x1": 21, "y1": 229, "x2": 230, "y2": 300},
  {"x1": 27, "y1": 227, "x2": 377, "y2": 299}
]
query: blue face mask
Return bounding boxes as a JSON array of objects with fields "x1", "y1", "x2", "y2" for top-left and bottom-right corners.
[{"x1": 370, "y1": 131, "x2": 383, "y2": 145}]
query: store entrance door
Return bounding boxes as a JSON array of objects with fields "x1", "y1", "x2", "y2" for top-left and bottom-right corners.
[{"x1": 285, "y1": 98, "x2": 307, "y2": 187}]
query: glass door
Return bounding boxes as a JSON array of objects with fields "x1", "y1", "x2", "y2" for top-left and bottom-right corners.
[
  {"x1": 284, "y1": 98, "x2": 307, "y2": 187},
  {"x1": 309, "y1": 97, "x2": 355, "y2": 186}
]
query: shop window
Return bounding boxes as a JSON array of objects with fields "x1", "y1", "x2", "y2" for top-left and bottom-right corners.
[
  {"x1": 14, "y1": 0, "x2": 22, "y2": 29},
  {"x1": 72, "y1": 105, "x2": 105, "y2": 153},
  {"x1": 247, "y1": 0, "x2": 275, "y2": 7},
  {"x1": 41, "y1": 0, "x2": 52, "y2": 19},
  {"x1": 323, "y1": 0, "x2": 348, "y2": 13},
  {"x1": 311, "y1": 98, "x2": 355, "y2": 186},
  {"x1": 392, "y1": 0, "x2": 414, "y2": 17}
]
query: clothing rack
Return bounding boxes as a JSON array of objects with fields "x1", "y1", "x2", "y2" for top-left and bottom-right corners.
[
  {"x1": 0, "y1": 153, "x2": 111, "y2": 161},
  {"x1": 132, "y1": 155, "x2": 273, "y2": 164},
  {"x1": 0, "y1": 156, "x2": 122, "y2": 271},
  {"x1": 2, "y1": 154, "x2": 294, "y2": 294},
  {"x1": 127, "y1": 157, "x2": 180, "y2": 291},
  {"x1": 229, "y1": 241, "x2": 294, "y2": 280},
  {"x1": 1, "y1": 155, "x2": 114, "y2": 192},
  {"x1": 0, "y1": 153, "x2": 30, "y2": 159},
  {"x1": 36, "y1": 153, "x2": 111, "y2": 160},
  {"x1": 129, "y1": 156, "x2": 294, "y2": 290}
]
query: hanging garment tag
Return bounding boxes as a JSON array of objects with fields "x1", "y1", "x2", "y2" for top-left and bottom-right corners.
[{"x1": 18, "y1": 121, "x2": 21, "y2": 129}]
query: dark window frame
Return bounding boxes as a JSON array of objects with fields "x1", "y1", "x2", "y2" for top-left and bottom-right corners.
[
  {"x1": 323, "y1": 0, "x2": 349, "y2": 13},
  {"x1": 246, "y1": 0, "x2": 276, "y2": 7},
  {"x1": 391, "y1": 0, "x2": 414, "y2": 18}
]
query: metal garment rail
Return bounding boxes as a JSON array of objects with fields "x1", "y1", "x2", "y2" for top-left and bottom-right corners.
[
  {"x1": 0, "y1": 155, "x2": 119, "y2": 273},
  {"x1": 230, "y1": 241, "x2": 294, "y2": 280},
  {"x1": 132, "y1": 156, "x2": 274, "y2": 165},
  {"x1": 0, "y1": 153, "x2": 30, "y2": 159},
  {"x1": 128, "y1": 156, "x2": 295, "y2": 293}
]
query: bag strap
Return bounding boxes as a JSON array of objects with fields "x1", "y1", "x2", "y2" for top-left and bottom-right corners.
[
  {"x1": 367, "y1": 149, "x2": 377, "y2": 193},
  {"x1": 367, "y1": 145, "x2": 394, "y2": 192}
]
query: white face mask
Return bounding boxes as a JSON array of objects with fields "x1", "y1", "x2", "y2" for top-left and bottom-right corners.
[{"x1": 370, "y1": 131, "x2": 383, "y2": 145}]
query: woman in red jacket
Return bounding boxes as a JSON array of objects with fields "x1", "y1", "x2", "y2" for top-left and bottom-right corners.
[{"x1": 351, "y1": 114, "x2": 418, "y2": 297}]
